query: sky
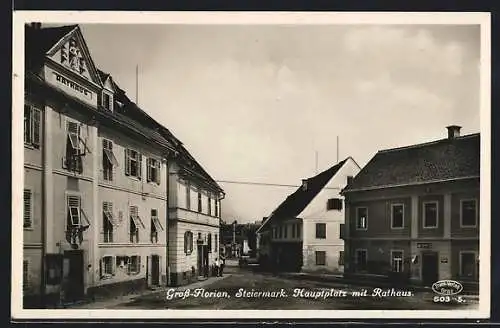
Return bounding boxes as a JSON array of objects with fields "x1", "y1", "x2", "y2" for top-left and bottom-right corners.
[{"x1": 76, "y1": 23, "x2": 481, "y2": 223}]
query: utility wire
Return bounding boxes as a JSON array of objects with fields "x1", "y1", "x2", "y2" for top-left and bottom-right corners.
[{"x1": 215, "y1": 179, "x2": 341, "y2": 190}]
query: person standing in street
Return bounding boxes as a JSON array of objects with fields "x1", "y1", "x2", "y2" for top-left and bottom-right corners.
[
  {"x1": 214, "y1": 257, "x2": 220, "y2": 277},
  {"x1": 220, "y1": 255, "x2": 225, "y2": 277}
]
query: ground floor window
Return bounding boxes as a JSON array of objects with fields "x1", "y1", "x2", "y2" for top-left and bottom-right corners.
[
  {"x1": 460, "y1": 251, "x2": 477, "y2": 279},
  {"x1": 102, "y1": 256, "x2": 114, "y2": 277},
  {"x1": 391, "y1": 250, "x2": 404, "y2": 272},
  {"x1": 355, "y1": 249, "x2": 368, "y2": 271},
  {"x1": 338, "y1": 251, "x2": 344, "y2": 266},
  {"x1": 129, "y1": 255, "x2": 141, "y2": 275},
  {"x1": 315, "y1": 251, "x2": 326, "y2": 266}
]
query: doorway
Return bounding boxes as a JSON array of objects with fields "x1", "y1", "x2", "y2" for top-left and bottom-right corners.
[
  {"x1": 421, "y1": 252, "x2": 439, "y2": 286},
  {"x1": 63, "y1": 250, "x2": 84, "y2": 302},
  {"x1": 197, "y1": 245, "x2": 204, "y2": 277},
  {"x1": 151, "y1": 255, "x2": 160, "y2": 286}
]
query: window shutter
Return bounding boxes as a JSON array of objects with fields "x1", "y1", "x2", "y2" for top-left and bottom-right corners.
[
  {"x1": 23, "y1": 190, "x2": 32, "y2": 228},
  {"x1": 112, "y1": 256, "x2": 116, "y2": 276},
  {"x1": 127, "y1": 257, "x2": 131, "y2": 274},
  {"x1": 99, "y1": 258, "x2": 103, "y2": 278},
  {"x1": 138, "y1": 154, "x2": 142, "y2": 179},
  {"x1": 125, "y1": 149, "x2": 130, "y2": 175},
  {"x1": 184, "y1": 232, "x2": 188, "y2": 253},
  {"x1": 32, "y1": 108, "x2": 41, "y2": 147},
  {"x1": 156, "y1": 161, "x2": 161, "y2": 184},
  {"x1": 146, "y1": 158, "x2": 152, "y2": 182},
  {"x1": 138, "y1": 256, "x2": 141, "y2": 273}
]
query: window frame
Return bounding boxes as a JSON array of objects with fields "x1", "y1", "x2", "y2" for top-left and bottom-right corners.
[
  {"x1": 128, "y1": 255, "x2": 141, "y2": 275},
  {"x1": 184, "y1": 231, "x2": 194, "y2": 255},
  {"x1": 66, "y1": 193, "x2": 90, "y2": 230},
  {"x1": 459, "y1": 251, "x2": 477, "y2": 279},
  {"x1": 24, "y1": 104, "x2": 41, "y2": 149},
  {"x1": 355, "y1": 207, "x2": 368, "y2": 230},
  {"x1": 338, "y1": 250, "x2": 345, "y2": 266},
  {"x1": 208, "y1": 233, "x2": 212, "y2": 253},
  {"x1": 197, "y1": 191, "x2": 202, "y2": 212},
  {"x1": 146, "y1": 157, "x2": 161, "y2": 185},
  {"x1": 391, "y1": 203, "x2": 405, "y2": 229},
  {"x1": 355, "y1": 248, "x2": 368, "y2": 271},
  {"x1": 102, "y1": 201, "x2": 114, "y2": 243},
  {"x1": 423, "y1": 201, "x2": 439, "y2": 229},
  {"x1": 327, "y1": 198, "x2": 343, "y2": 211},
  {"x1": 125, "y1": 148, "x2": 142, "y2": 179},
  {"x1": 129, "y1": 205, "x2": 144, "y2": 243},
  {"x1": 460, "y1": 199, "x2": 478, "y2": 228},
  {"x1": 102, "y1": 138, "x2": 118, "y2": 181},
  {"x1": 315, "y1": 223, "x2": 327, "y2": 239},
  {"x1": 315, "y1": 251, "x2": 326, "y2": 266},
  {"x1": 102, "y1": 255, "x2": 115, "y2": 278},
  {"x1": 390, "y1": 249, "x2": 404, "y2": 273}
]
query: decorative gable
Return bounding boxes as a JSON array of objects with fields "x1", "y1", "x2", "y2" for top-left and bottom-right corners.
[{"x1": 46, "y1": 26, "x2": 102, "y2": 87}]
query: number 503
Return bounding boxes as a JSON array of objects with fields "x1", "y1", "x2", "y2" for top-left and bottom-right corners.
[{"x1": 433, "y1": 296, "x2": 451, "y2": 303}]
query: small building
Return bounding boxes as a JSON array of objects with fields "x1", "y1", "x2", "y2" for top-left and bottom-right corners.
[
  {"x1": 341, "y1": 126, "x2": 479, "y2": 288},
  {"x1": 257, "y1": 157, "x2": 360, "y2": 273}
]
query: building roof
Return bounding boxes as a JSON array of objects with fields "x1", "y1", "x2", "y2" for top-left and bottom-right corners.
[
  {"x1": 257, "y1": 158, "x2": 350, "y2": 233},
  {"x1": 343, "y1": 133, "x2": 480, "y2": 193}
]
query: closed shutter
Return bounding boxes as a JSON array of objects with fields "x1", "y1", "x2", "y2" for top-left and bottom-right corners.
[
  {"x1": 23, "y1": 190, "x2": 32, "y2": 228},
  {"x1": 155, "y1": 161, "x2": 161, "y2": 184},
  {"x1": 99, "y1": 258, "x2": 103, "y2": 279},
  {"x1": 184, "y1": 232, "x2": 188, "y2": 254},
  {"x1": 32, "y1": 108, "x2": 41, "y2": 148},
  {"x1": 124, "y1": 149, "x2": 130, "y2": 175},
  {"x1": 137, "y1": 154, "x2": 142, "y2": 179},
  {"x1": 146, "y1": 158, "x2": 152, "y2": 182},
  {"x1": 138, "y1": 256, "x2": 142, "y2": 273}
]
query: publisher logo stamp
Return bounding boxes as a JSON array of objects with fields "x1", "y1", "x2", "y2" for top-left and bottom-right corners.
[{"x1": 431, "y1": 280, "x2": 466, "y2": 304}]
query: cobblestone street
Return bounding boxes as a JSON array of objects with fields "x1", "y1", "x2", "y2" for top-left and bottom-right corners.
[{"x1": 105, "y1": 264, "x2": 479, "y2": 310}]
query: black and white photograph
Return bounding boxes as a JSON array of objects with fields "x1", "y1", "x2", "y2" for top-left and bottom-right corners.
[{"x1": 12, "y1": 11, "x2": 490, "y2": 320}]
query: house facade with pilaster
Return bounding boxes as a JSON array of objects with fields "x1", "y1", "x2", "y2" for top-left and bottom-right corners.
[{"x1": 341, "y1": 126, "x2": 480, "y2": 289}]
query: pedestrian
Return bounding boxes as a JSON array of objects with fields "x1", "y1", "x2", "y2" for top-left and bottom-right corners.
[
  {"x1": 220, "y1": 255, "x2": 225, "y2": 277},
  {"x1": 214, "y1": 257, "x2": 220, "y2": 277}
]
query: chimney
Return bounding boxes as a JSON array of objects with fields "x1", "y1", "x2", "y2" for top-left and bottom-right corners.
[
  {"x1": 446, "y1": 125, "x2": 462, "y2": 139},
  {"x1": 302, "y1": 179, "x2": 308, "y2": 191}
]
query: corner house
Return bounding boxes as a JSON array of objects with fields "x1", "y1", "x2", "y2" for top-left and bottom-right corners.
[
  {"x1": 23, "y1": 23, "x2": 224, "y2": 308},
  {"x1": 341, "y1": 126, "x2": 479, "y2": 290}
]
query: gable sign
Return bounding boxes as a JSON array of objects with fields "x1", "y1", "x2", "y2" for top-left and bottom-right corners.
[{"x1": 45, "y1": 66, "x2": 98, "y2": 107}]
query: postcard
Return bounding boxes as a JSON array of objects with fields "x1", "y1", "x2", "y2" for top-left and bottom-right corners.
[{"x1": 11, "y1": 10, "x2": 491, "y2": 320}]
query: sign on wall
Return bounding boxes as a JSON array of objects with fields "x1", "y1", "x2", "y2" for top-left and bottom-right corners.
[
  {"x1": 45, "y1": 67, "x2": 97, "y2": 107},
  {"x1": 417, "y1": 243, "x2": 432, "y2": 249}
]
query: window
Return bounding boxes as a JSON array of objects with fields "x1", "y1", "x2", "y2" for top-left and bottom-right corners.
[
  {"x1": 66, "y1": 195, "x2": 90, "y2": 229},
  {"x1": 24, "y1": 105, "x2": 41, "y2": 148},
  {"x1": 23, "y1": 189, "x2": 32, "y2": 229},
  {"x1": 461, "y1": 199, "x2": 477, "y2": 227},
  {"x1": 272, "y1": 227, "x2": 277, "y2": 239},
  {"x1": 129, "y1": 206, "x2": 144, "y2": 243},
  {"x1": 315, "y1": 223, "x2": 326, "y2": 239},
  {"x1": 146, "y1": 158, "x2": 161, "y2": 184},
  {"x1": 197, "y1": 192, "x2": 202, "y2": 212},
  {"x1": 423, "y1": 202, "x2": 438, "y2": 228},
  {"x1": 315, "y1": 251, "x2": 326, "y2": 265},
  {"x1": 150, "y1": 209, "x2": 163, "y2": 244},
  {"x1": 214, "y1": 234, "x2": 218, "y2": 252},
  {"x1": 23, "y1": 260, "x2": 29, "y2": 291},
  {"x1": 102, "y1": 139, "x2": 118, "y2": 181},
  {"x1": 125, "y1": 149, "x2": 142, "y2": 179},
  {"x1": 102, "y1": 93, "x2": 112, "y2": 111},
  {"x1": 460, "y1": 252, "x2": 477, "y2": 279},
  {"x1": 214, "y1": 198, "x2": 218, "y2": 217},
  {"x1": 208, "y1": 233, "x2": 212, "y2": 252},
  {"x1": 355, "y1": 249, "x2": 368, "y2": 271},
  {"x1": 327, "y1": 198, "x2": 343, "y2": 211},
  {"x1": 128, "y1": 255, "x2": 141, "y2": 275},
  {"x1": 391, "y1": 204, "x2": 404, "y2": 229},
  {"x1": 186, "y1": 183, "x2": 191, "y2": 210},
  {"x1": 184, "y1": 231, "x2": 194, "y2": 254},
  {"x1": 103, "y1": 202, "x2": 114, "y2": 243},
  {"x1": 64, "y1": 121, "x2": 86, "y2": 173},
  {"x1": 208, "y1": 196, "x2": 212, "y2": 215},
  {"x1": 283, "y1": 225, "x2": 288, "y2": 238},
  {"x1": 292, "y1": 224, "x2": 296, "y2": 238},
  {"x1": 391, "y1": 250, "x2": 404, "y2": 272},
  {"x1": 278, "y1": 226, "x2": 282, "y2": 239},
  {"x1": 102, "y1": 256, "x2": 114, "y2": 277},
  {"x1": 356, "y1": 207, "x2": 368, "y2": 230},
  {"x1": 338, "y1": 251, "x2": 345, "y2": 266},
  {"x1": 297, "y1": 223, "x2": 302, "y2": 238}
]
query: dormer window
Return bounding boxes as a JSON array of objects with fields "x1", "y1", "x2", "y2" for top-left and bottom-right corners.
[{"x1": 102, "y1": 92, "x2": 113, "y2": 112}]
